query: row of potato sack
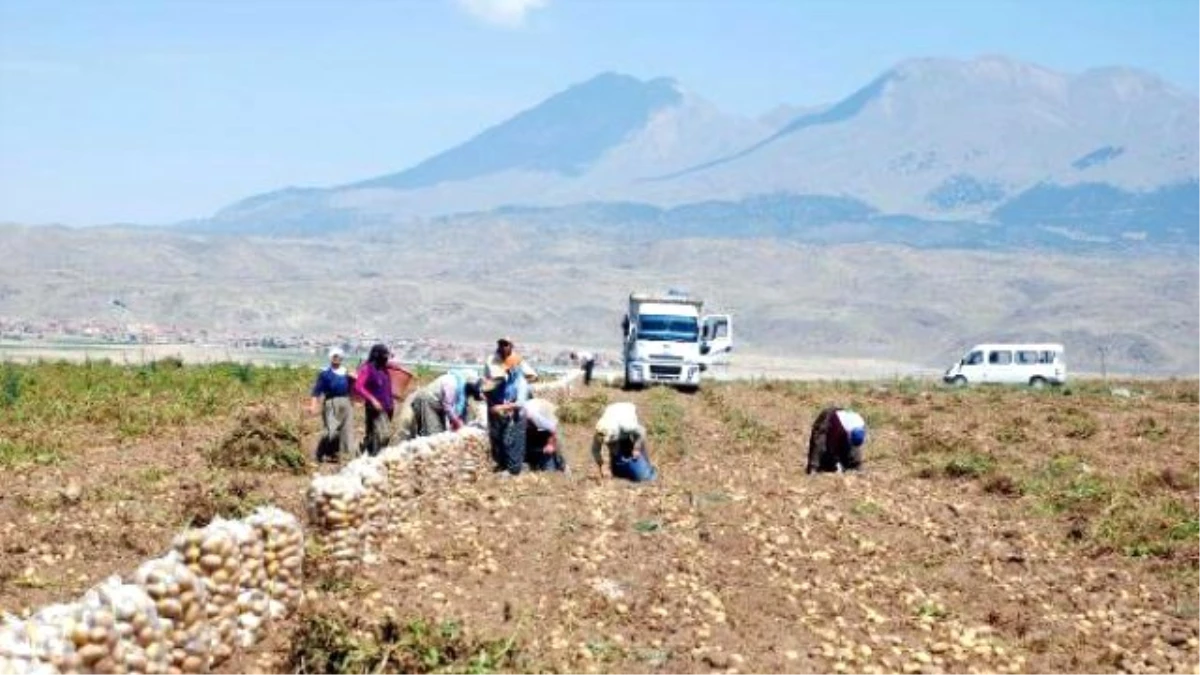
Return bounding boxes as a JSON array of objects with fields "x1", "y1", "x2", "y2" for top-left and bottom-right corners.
[
  {"x1": 0, "y1": 424, "x2": 492, "y2": 675},
  {"x1": 0, "y1": 507, "x2": 303, "y2": 675},
  {"x1": 306, "y1": 426, "x2": 491, "y2": 571}
]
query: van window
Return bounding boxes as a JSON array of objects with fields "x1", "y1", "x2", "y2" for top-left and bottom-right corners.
[
  {"x1": 1016, "y1": 350, "x2": 1039, "y2": 364},
  {"x1": 1039, "y1": 351, "x2": 1058, "y2": 364},
  {"x1": 964, "y1": 351, "x2": 984, "y2": 365},
  {"x1": 988, "y1": 350, "x2": 1012, "y2": 365}
]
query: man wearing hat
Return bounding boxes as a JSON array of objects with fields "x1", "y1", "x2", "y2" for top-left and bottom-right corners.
[
  {"x1": 490, "y1": 337, "x2": 538, "y2": 382},
  {"x1": 410, "y1": 368, "x2": 484, "y2": 437},
  {"x1": 309, "y1": 347, "x2": 355, "y2": 462},
  {"x1": 806, "y1": 406, "x2": 867, "y2": 474},
  {"x1": 484, "y1": 355, "x2": 532, "y2": 475}
]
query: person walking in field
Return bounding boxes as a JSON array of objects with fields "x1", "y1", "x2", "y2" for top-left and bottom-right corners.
[
  {"x1": 355, "y1": 343, "x2": 396, "y2": 457},
  {"x1": 806, "y1": 407, "x2": 867, "y2": 474},
  {"x1": 570, "y1": 350, "x2": 597, "y2": 386},
  {"x1": 591, "y1": 402, "x2": 657, "y2": 482},
  {"x1": 410, "y1": 368, "x2": 484, "y2": 437},
  {"x1": 309, "y1": 347, "x2": 355, "y2": 463}
]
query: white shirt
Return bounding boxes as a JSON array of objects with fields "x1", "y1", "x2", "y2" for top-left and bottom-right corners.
[
  {"x1": 835, "y1": 410, "x2": 865, "y2": 433},
  {"x1": 576, "y1": 351, "x2": 594, "y2": 362},
  {"x1": 595, "y1": 402, "x2": 641, "y2": 441}
]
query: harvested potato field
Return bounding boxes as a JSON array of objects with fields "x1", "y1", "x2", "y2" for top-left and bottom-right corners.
[{"x1": 0, "y1": 361, "x2": 1197, "y2": 674}]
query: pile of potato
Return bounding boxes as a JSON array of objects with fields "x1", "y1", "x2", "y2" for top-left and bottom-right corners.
[
  {"x1": 246, "y1": 507, "x2": 304, "y2": 619},
  {"x1": 72, "y1": 576, "x2": 171, "y2": 674},
  {"x1": 131, "y1": 554, "x2": 212, "y2": 674},
  {"x1": 171, "y1": 520, "x2": 244, "y2": 664},
  {"x1": 306, "y1": 474, "x2": 367, "y2": 572},
  {"x1": 340, "y1": 457, "x2": 389, "y2": 562}
]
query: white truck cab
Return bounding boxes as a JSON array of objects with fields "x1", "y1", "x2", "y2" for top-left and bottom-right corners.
[
  {"x1": 623, "y1": 290, "x2": 733, "y2": 391},
  {"x1": 944, "y1": 343, "x2": 1066, "y2": 388}
]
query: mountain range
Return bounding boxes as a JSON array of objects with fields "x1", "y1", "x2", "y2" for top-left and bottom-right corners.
[{"x1": 197, "y1": 55, "x2": 1200, "y2": 250}]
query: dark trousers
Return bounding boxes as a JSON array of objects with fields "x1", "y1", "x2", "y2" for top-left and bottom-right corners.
[
  {"x1": 806, "y1": 407, "x2": 861, "y2": 474},
  {"x1": 363, "y1": 406, "x2": 393, "y2": 457},
  {"x1": 526, "y1": 427, "x2": 566, "y2": 472},
  {"x1": 489, "y1": 411, "x2": 526, "y2": 475},
  {"x1": 583, "y1": 359, "x2": 595, "y2": 386}
]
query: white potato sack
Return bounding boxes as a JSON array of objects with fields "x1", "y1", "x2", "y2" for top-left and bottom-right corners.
[
  {"x1": 131, "y1": 554, "x2": 213, "y2": 674},
  {"x1": 77, "y1": 576, "x2": 171, "y2": 674},
  {"x1": 306, "y1": 474, "x2": 367, "y2": 571},
  {"x1": 1, "y1": 609, "x2": 79, "y2": 675},
  {"x1": 245, "y1": 507, "x2": 304, "y2": 619},
  {"x1": 171, "y1": 520, "x2": 244, "y2": 664},
  {"x1": 341, "y1": 457, "x2": 389, "y2": 557}
]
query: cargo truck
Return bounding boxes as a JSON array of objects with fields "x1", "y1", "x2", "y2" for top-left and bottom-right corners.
[{"x1": 621, "y1": 290, "x2": 732, "y2": 391}]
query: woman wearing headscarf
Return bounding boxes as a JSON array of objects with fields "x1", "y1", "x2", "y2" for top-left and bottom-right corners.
[
  {"x1": 355, "y1": 343, "x2": 395, "y2": 456},
  {"x1": 411, "y1": 368, "x2": 484, "y2": 437},
  {"x1": 309, "y1": 346, "x2": 355, "y2": 463}
]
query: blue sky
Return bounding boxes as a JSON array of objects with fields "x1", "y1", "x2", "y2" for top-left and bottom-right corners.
[{"x1": 1, "y1": 0, "x2": 1196, "y2": 225}]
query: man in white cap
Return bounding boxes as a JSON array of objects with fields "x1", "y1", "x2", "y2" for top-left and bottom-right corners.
[{"x1": 309, "y1": 346, "x2": 355, "y2": 462}]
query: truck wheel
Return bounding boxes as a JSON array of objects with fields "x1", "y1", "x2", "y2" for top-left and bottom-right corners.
[
  {"x1": 1029, "y1": 376, "x2": 1047, "y2": 389},
  {"x1": 951, "y1": 375, "x2": 968, "y2": 388}
]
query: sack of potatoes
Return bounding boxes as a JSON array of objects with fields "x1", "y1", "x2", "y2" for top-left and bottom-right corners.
[
  {"x1": 131, "y1": 553, "x2": 213, "y2": 674},
  {"x1": 341, "y1": 457, "x2": 389, "y2": 558},
  {"x1": 306, "y1": 474, "x2": 368, "y2": 571},
  {"x1": 74, "y1": 575, "x2": 171, "y2": 674},
  {"x1": 171, "y1": 519, "x2": 245, "y2": 665},
  {"x1": 1, "y1": 607, "x2": 81, "y2": 675},
  {"x1": 245, "y1": 507, "x2": 304, "y2": 620}
]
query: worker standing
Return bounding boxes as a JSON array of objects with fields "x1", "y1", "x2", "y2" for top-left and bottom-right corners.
[
  {"x1": 484, "y1": 355, "x2": 532, "y2": 476},
  {"x1": 591, "y1": 402, "x2": 657, "y2": 482},
  {"x1": 806, "y1": 407, "x2": 867, "y2": 474},
  {"x1": 570, "y1": 350, "x2": 597, "y2": 386},
  {"x1": 355, "y1": 343, "x2": 395, "y2": 457},
  {"x1": 308, "y1": 347, "x2": 355, "y2": 463},
  {"x1": 410, "y1": 368, "x2": 483, "y2": 437}
]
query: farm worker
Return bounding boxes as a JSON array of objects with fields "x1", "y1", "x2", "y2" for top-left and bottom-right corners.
[
  {"x1": 308, "y1": 347, "x2": 355, "y2": 462},
  {"x1": 355, "y1": 343, "x2": 395, "y2": 457},
  {"x1": 410, "y1": 368, "x2": 484, "y2": 437},
  {"x1": 484, "y1": 356, "x2": 531, "y2": 476},
  {"x1": 570, "y1": 350, "x2": 597, "y2": 386},
  {"x1": 521, "y1": 397, "x2": 565, "y2": 472},
  {"x1": 490, "y1": 337, "x2": 539, "y2": 382},
  {"x1": 591, "y1": 402, "x2": 657, "y2": 482},
  {"x1": 806, "y1": 407, "x2": 867, "y2": 474}
]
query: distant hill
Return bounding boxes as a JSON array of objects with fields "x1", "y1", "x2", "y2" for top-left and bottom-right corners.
[{"x1": 195, "y1": 56, "x2": 1199, "y2": 251}]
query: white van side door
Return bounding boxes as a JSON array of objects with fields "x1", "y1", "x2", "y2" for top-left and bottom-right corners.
[{"x1": 701, "y1": 314, "x2": 733, "y2": 363}]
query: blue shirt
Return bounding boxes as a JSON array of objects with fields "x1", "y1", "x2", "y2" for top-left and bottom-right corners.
[{"x1": 311, "y1": 366, "x2": 351, "y2": 398}]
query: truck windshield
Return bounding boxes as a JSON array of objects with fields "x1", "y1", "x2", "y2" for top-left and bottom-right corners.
[{"x1": 638, "y1": 315, "x2": 699, "y2": 342}]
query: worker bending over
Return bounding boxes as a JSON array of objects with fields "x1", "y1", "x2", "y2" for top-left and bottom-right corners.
[
  {"x1": 591, "y1": 402, "x2": 657, "y2": 482},
  {"x1": 806, "y1": 407, "x2": 867, "y2": 474}
]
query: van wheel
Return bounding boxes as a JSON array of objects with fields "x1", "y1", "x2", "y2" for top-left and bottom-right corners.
[
  {"x1": 1029, "y1": 376, "x2": 1048, "y2": 389},
  {"x1": 950, "y1": 376, "x2": 968, "y2": 387}
]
